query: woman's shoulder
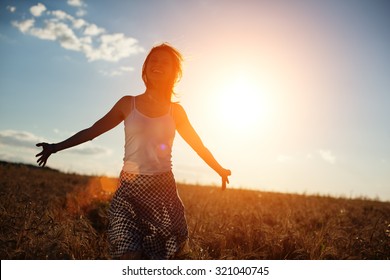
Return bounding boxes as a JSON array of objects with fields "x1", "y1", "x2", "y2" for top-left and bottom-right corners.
[
  {"x1": 172, "y1": 102, "x2": 186, "y2": 115},
  {"x1": 119, "y1": 95, "x2": 135, "y2": 102},
  {"x1": 114, "y1": 95, "x2": 136, "y2": 117},
  {"x1": 117, "y1": 95, "x2": 138, "y2": 106},
  {"x1": 172, "y1": 103, "x2": 189, "y2": 126}
]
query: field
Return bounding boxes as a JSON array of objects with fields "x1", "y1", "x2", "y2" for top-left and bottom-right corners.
[{"x1": 0, "y1": 161, "x2": 389, "y2": 260}]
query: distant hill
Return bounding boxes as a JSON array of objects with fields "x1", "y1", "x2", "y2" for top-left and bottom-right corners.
[{"x1": 0, "y1": 160, "x2": 61, "y2": 172}]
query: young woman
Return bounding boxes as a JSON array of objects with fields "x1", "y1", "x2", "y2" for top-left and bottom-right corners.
[{"x1": 36, "y1": 43, "x2": 231, "y2": 259}]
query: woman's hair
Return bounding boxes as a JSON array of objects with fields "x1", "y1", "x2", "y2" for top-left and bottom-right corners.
[{"x1": 142, "y1": 43, "x2": 183, "y2": 102}]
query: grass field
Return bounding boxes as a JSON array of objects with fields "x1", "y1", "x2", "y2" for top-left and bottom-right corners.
[{"x1": 0, "y1": 161, "x2": 389, "y2": 260}]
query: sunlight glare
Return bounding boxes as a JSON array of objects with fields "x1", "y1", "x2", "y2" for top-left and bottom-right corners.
[{"x1": 215, "y1": 73, "x2": 269, "y2": 132}]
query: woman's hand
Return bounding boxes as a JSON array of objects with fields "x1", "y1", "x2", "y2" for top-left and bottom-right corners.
[
  {"x1": 220, "y1": 169, "x2": 231, "y2": 191},
  {"x1": 35, "y1": 142, "x2": 56, "y2": 167}
]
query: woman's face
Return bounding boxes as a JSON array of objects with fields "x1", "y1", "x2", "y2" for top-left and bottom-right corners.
[{"x1": 145, "y1": 50, "x2": 174, "y2": 86}]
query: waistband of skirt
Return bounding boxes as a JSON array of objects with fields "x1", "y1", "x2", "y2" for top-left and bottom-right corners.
[{"x1": 120, "y1": 170, "x2": 173, "y2": 178}]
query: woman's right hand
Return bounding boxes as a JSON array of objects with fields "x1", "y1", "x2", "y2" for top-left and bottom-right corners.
[{"x1": 35, "y1": 142, "x2": 56, "y2": 167}]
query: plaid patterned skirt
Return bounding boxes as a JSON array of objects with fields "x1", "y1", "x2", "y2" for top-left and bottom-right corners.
[{"x1": 107, "y1": 171, "x2": 188, "y2": 259}]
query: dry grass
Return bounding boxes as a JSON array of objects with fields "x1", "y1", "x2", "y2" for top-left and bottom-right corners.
[{"x1": 0, "y1": 161, "x2": 389, "y2": 260}]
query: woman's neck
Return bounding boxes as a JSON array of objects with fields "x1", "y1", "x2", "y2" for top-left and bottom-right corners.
[{"x1": 145, "y1": 88, "x2": 170, "y2": 103}]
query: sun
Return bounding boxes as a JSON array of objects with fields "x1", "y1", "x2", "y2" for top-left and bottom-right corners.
[{"x1": 213, "y1": 73, "x2": 269, "y2": 132}]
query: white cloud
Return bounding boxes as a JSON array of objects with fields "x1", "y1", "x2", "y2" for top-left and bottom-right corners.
[
  {"x1": 99, "y1": 69, "x2": 122, "y2": 77},
  {"x1": 67, "y1": 0, "x2": 85, "y2": 7},
  {"x1": 49, "y1": 10, "x2": 74, "y2": 21},
  {"x1": 76, "y1": 9, "x2": 87, "y2": 17},
  {"x1": 120, "y1": 66, "x2": 135, "y2": 72},
  {"x1": 68, "y1": 145, "x2": 112, "y2": 156},
  {"x1": 86, "y1": 33, "x2": 143, "y2": 62},
  {"x1": 0, "y1": 130, "x2": 111, "y2": 157},
  {"x1": 7, "y1": 6, "x2": 16, "y2": 13},
  {"x1": 30, "y1": 3, "x2": 47, "y2": 17},
  {"x1": 84, "y1": 23, "x2": 105, "y2": 36},
  {"x1": 73, "y1": 18, "x2": 87, "y2": 29},
  {"x1": 12, "y1": 19, "x2": 35, "y2": 33},
  {"x1": 318, "y1": 149, "x2": 336, "y2": 164},
  {"x1": 0, "y1": 130, "x2": 44, "y2": 149},
  {"x1": 11, "y1": 4, "x2": 144, "y2": 62},
  {"x1": 67, "y1": 0, "x2": 87, "y2": 17},
  {"x1": 80, "y1": 36, "x2": 92, "y2": 44},
  {"x1": 99, "y1": 66, "x2": 134, "y2": 77},
  {"x1": 28, "y1": 20, "x2": 81, "y2": 51}
]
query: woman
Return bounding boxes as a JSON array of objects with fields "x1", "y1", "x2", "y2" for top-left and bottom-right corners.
[{"x1": 36, "y1": 43, "x2": 231, "y2": 259}]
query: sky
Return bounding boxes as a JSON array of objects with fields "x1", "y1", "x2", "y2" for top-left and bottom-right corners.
[{"x1": 1, "y1": 0, "x2": 389, "y2": 201}]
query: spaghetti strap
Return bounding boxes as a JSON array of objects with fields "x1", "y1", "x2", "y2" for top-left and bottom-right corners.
[{"x1": 132, "y1": 96, "x2": 136, "y2": 110}]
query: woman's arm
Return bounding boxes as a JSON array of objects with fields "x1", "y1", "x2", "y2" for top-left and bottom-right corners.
[
  {"x1": 173, "y1": 104, "x2": 231, "y2": 189},
  {"x1": 36, "y1": 96, "x2": 131, "y2": 167}
]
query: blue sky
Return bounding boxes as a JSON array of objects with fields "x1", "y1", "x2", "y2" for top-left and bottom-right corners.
[{"x1": 1, "y1": 0, "x2": 389, "y2": 201}]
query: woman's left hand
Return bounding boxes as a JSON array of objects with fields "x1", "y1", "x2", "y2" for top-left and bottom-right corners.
[{"x1": 221, "y1": 169, "x2": 231, "y2": 191}]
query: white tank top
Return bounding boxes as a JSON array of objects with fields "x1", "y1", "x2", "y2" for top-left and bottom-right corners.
[{"x1": 122, "y1": 97, "x2": 176, "y2": 175}]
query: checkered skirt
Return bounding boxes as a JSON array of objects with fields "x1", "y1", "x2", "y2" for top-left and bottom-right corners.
[{"x1": 107, "y1": 171, "x2": 188, "y2": 259}]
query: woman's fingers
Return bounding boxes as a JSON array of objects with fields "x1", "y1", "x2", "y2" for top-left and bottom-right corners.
[
  {"x1": 35, "y1": 142, "x2": 49, "y2": 167},
  {"x1": 222, "y1": 177, "x2": 227, "y2": 190},
  {"x1": 37, "y1": 156, "x2": 47, "y2": 167},
  {"x1": 221, "y1": 169, "x2": 231, "y2": 190}
]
